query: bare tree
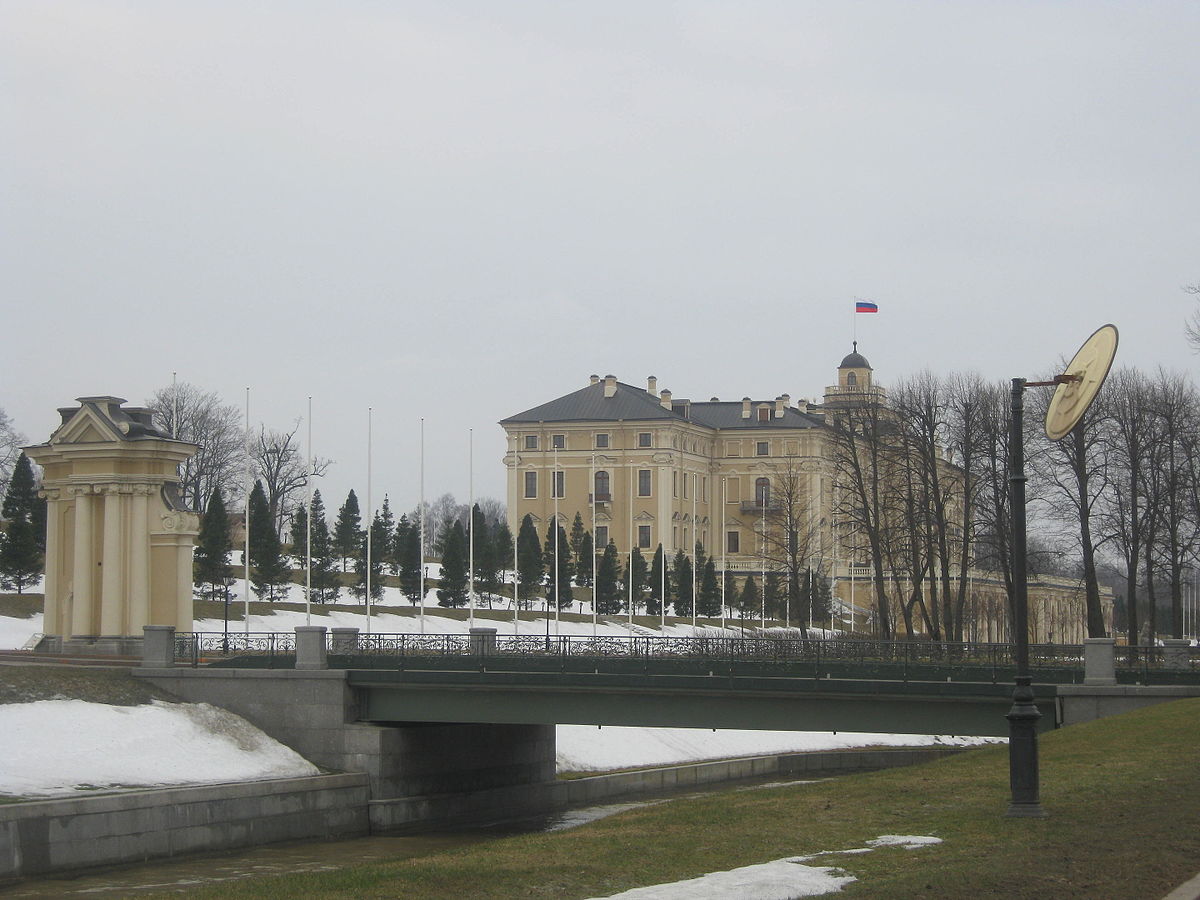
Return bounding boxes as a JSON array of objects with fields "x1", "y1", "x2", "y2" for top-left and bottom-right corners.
[
  {"x1": 1186, "y1": 283, "x2": 1200, "y2": 352},
  {"x1": 759, "y1": 460, "x2": 825, "y2": 627},
  {"x1": 251, "y1": 423, "x2": 332, "y2": 538},
  {"x1": 147, "y1": 383, "x2": 246, "y2": 513}
]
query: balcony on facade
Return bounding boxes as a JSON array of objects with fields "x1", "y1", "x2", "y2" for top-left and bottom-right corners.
[{"x1": 740, "y1": 499, "x2": 781, "y2": 513}]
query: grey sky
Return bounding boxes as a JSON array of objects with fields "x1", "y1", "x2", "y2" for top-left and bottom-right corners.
[{"x1": 4, "y1": 1, "x2": 1198, "y2": 516}]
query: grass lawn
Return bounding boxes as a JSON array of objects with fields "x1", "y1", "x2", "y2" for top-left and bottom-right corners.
[{"x1": 150, "y1": 698, "x2": 1200, "y2": 899}]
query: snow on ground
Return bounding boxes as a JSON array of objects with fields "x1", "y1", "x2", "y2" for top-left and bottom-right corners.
[
  {"x1": 0, "y1": 699, "x2": 318, "y2": 797},
  {"x1": 0, "y1": 611, "x2": 42, "y2": 650},
  {"x1": 556, "y1": 725, "x2": 994, "y2": 773},
  {"x1": 588, "y1": 835, "x2": 942, "y2": 899}
]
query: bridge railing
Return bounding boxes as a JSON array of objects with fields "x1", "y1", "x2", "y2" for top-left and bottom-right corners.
[{"x1": 174, "y1": 632, "x2": 297, "y2": 667}]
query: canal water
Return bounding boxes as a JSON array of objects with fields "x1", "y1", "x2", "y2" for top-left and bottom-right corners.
[{"x1": 2, "y1": 775, "x2": 820, "y2": 897}]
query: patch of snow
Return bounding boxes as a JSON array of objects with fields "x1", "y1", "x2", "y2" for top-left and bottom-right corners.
[
  {"x1": 866, "y1": 835, "x2": 943, "y2": 849},
  {"x1": 0, "y1": 611, "x2": 43, "y2": 650},
  {"x1": 0, "y1": 699, "x2": 318, "y2": 797}
]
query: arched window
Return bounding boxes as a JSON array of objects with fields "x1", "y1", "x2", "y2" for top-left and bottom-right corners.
[
  {"x1": 755, "y1": 477, "x2": 770, "y2": 508},
  {"x1": 847, "y1": 372, "x2": 857, "y2": 387},
  {"x1": 594, "y1": 470, "x2": 611, "y2": 501}
]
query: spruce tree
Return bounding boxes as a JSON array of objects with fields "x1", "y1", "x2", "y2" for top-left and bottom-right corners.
[
  {"x1": 543, "y1": 522, "x2": 573, "y2": 609},
  {"x1": 574, "y1": 530, "x2": 593, "y2": 587},
  {"x1": 2, "y1": 454, "x2": 45, "y2": 553},
  {"x1": 595, "y1": 541, "x2": 622, "y2": 614},
  {"x1": 672, "y1": 548, "x2": 694, "y2": 617},
  {"x1": 569, "y1": 513, "x2": 587, "y2": 562},
  {"x1": 194, "y1": 487, "x2": 232, "y2": 602},
  {"x1": 0, "y1": 517, "x2": 40, "y2": 593},
  {"x1": 333, "y1": 490, "x2": 362, "y2": 572},
  {"x1": 493, "y1": 520, "x2": 514, "y2": 604},
  {"x1": 352, "y1": 511, "x2": 387, "y2": 603},
  {"x1": 289, "y1": 505, "x2": 308, "y2": 563},
  {"x1": 248, "y1": 480, "x2": 289, "y2": 601},
  {"x1": 437, "y1": 520, "x2": 469, "y2": 608},
  {"x1": 470, "y1": 504, "x2": 497, "y2": 603},
  {"x1": 376, "y1": 496, "x2": 396, "y2": 573},
  {"x1": 722, "y1": 569, "x2": 738, "y2": 619},
  {"x1": 307, "y1": 490, "x2": 340, "y2": 604},
  {"x1": 738, "y1": 574, "x2": 760, "y2": 623},
  {"x1": 764, "y1": 571, "x2": 783, "y2": 622},
  {"x1": 396, "y1": 514, "x2": 423, "y2": 605},
  {"x1": 516, "y1": 515, "x2": 543, "y2": 609},
  {"x1": 622, "y1": 547, "x2": 648, "y2": 614},
  {"x1": 698, "y1": 557, "x2": 721, "y2": 617},
  {"x1": 647, "y1": 544, "x2": 667, "y2": 616}
]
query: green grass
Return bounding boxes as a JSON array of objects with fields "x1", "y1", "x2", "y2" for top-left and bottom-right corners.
[
  {"x1": 149, "y1": 699, "x2": 1200, "y2": 899},
  {"x1": 0, "y1": 592, "x2": 43, "y2": 618}
]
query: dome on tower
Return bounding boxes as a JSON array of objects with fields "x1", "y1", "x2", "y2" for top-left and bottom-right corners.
[{"x1": 839, "y1": 342, "x2": 871, "y2": 370}]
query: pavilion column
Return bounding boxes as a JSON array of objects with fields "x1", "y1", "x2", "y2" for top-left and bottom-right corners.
[
  {"x1": 129, "y1": 488, "x2": 151, "y2": 631},
  {"x1": 42, "y1": 490, "x2": 62, "y2": 635},
  {"x1": 100, "y1": 485, "x2": 125, "y2": 635},
  {"x1": 176, "y1": 540, "x2": 194, "y2": 632},
  {"x1": 71, "y1": 487, "x2": 95, "y2": 636}
]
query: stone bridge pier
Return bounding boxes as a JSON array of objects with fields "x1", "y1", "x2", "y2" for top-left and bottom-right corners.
[{"x1": 135, "y1": 627, "x2": 558, "y2": 831}]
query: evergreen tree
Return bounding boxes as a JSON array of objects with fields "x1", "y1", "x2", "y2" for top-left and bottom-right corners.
[
  {"x1": 672, "y1": 548, "x2": 694, "y2": 617},
  {"x1": 378, "y1": 496, "x2": 396, "y2": 573},
  {"x1": 764, "y1": 571, "x2": 784, "y2": 621},
  {"x1": 543, "y1": 522, "x2": 574, "y2": 609},
  {"x1": 697, "y1": 557, "x2": 721, "y2": 617},
  {"x1": 738, "y1": 574, "x2": 760, "y2": 622},
  {"x1": 493, "y1": 520, "x2": 514, "y2": 604},
  {"x1": 289, "y1": 504, "x2": 308, "y2": 562},
  {"x1": 569, "y1": 512, "x2": 587, "y2": 561},
  {"x1": 622, "y1": 547, "x2": 648, "y2": 614},
  {"x1": 470, "y1": 504, "x2": 498, "y2": 603},
  {"x1": 307, "y1": 489, "x2": 340, "y2": 604},
  {"x1": 0, "y1": 517, "x2": 40, "y2": 593},
  {"x1": 437, "y1": 520, "x2": 469, "y2": 607},
  {"x1": 333, "y1": 490, "x2": 362, "y2": 572},
  {"x1": 2, "y1": 454, "x2": 45, "y2": 553},
  {"x1": 516, "y1": 515, "x2": 543, "y2": 609},
  {"x1": 595, "y1": 541, "x2": 622, "y2": 613},
  {"x1": 576, "y1": 531, "x2": 594, "y2": 587},
  {"x1": 397, "y1": 514, "x2": 424, "y2": 605},
  {"x1": 647, "y1": 544, "x2": 668, "y2": 616},
  {"x1": 352, "y1": 511, "x2": 387, "y2": 603},
  {"x1": 194, "y1": 487, "x2": 232, "y2": 602},
  {"x1": 248, "y1": 480, "x2": 289, "y2": 601},
  {"x1": 722, "y1": 569, "x2": 738, "y2": 618}
]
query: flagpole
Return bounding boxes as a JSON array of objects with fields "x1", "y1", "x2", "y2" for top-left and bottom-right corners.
[
  {"x1": 513, "y1": 509, "x2": 520, "y2": 636},
  {"x1": 760, "y1": 489, "x2": 767, "y2": 630},
  {"x1": 691, "y1": 473, "x2": 697, "y2": 632},
  {"x1": 366, "y1": 407, "x2": 373, "y2": 635},
  {"x1": 171, "y1": 372, "x2": 178, "y2": 439},
  {"x1": 721, "y1": 476, "x2": 727, "y2": 631},
  {"x1": 468, "y1": 428, "x2": 475, "y2": 629},
  {"x1": 591, "y1": 453, "x2": 597, "y2": 637},
  {"x1": 627, "y1": 460, "x2": 633, "y2": 629},
  {"x1": 419, "y1": 417, "x2": 425, "y2": 635},
  {"x1": 244, "y1": 387, "x2": 250, "y2": 636},
  {"x1": 553, "y1": 444, "x2": 560, "y2": 637},
  {"x1": 660, "y1": 543, "x2": 666, "y2": 630},
  {"x1": 306, "y1": 396, "x2": 312, "y2": 627}
]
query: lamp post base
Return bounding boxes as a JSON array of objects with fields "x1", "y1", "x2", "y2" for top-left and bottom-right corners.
[{"x1": 1006, "y1": 674, "x2": 1046, "y2": 818}]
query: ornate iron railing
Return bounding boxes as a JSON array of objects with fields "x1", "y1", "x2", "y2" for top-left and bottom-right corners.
[{"x1": 174, "y1": 632, "x2": 297, "y2": 667}]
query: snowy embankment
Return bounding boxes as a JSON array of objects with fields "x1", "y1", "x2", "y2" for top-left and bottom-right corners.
[
  {"x1": 0, "y1": 588, "x2": 997, "y2": 795},
  {"x1": 0, "y1": 699, "x2": 318, "y2": 797}
]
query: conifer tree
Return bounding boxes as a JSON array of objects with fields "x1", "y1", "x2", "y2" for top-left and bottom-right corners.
[
  {"x1": 543, "y1": 522, "x2": 574, "y2": 609},
  {"x1": 333, "y1": 490, "x2": 362, "y2": 572},
  {"x1": 738, "y1": 574, "x2": 760, "y2": 623},
  {"x1": 194, "y1": 487, "x2": 232, "y2": 602},
  {"x1": 595, "y1": 541, "x2": 622, "y2": 613},
  {"x1": 576, "y1": 530, "x2": 594, "y2": 587},
  {"x1": 569, "y1": 513, "x2": 587, "y2": 562},
  {"x1": 0, "y1": 517, "x2": 40, "y2": 593},
  {"x1": 722, "y1": 569, "x2": 738, "y2": 619},
  {"x1": 378, "y1": 496, "x2": 396, "y2": 573},
  {"x1": 437, "y1": 520, "x2": 469, "y2": 608},
  {"x1": 516, "y1": 515, "x2": 543, "y2": 609},
  {"x1": 396, "y1": 514, "x2": 422, "y2": 605},
  {"x1": 470, "y1": 504, "x2": 497, "y2": 603},
  {"x1": 307, "y1": 489, "x2": 340, "y2": 604},
  {"x1": 764, "y1": 571, "x2": 783, "y2": 621},
  {"x1": 622, "y1": 547, "x2": 648, "y2": 614},
  {"x1": 2, "y1": 453, "x2": 45, "y2": 553},
  {"x1": 672, "y1": 547, "x2": 694, "y2": 617},
  {"x1": 647, "y1": 544, "x2": 667, "y2": 616},
  {"x1": 493, "y1": 520, "x2": 514, "y2": 603},
  {"x1": 248, "y1": 480, "x2": 289, "y2": 601},
  {"x1": 352, "y1": 511, "x2": 387, "y2": 603},
  {"x1": 289, "y1": 505, "x2": 308, "y2": 562},
  {"x1": 698, "y1": 557, "x2": 721, "y2": 617}
]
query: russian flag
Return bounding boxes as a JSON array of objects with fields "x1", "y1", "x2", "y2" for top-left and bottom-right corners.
[{"x1": 855, "y1": 300, "x2": 878, "y2": 313}]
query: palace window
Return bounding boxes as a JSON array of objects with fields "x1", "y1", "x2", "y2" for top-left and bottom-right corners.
[
  {"x1": 727, "y1": 531, "x2": 740, "y2": 553},
  {"x1": 595, "y1": 433, "x2": 610, "y2": 449},
  {"x1": 524, "y1": 471, "x2": 537, "y2": 498},
  {"x1": 594, "y1": 470, "x2": 610, "y2": 501},
  {"x1": 755, "y1": 477, "x2": 770, "y2": 508},
  {"x1": 524, "y1": 435, "x2": 538, "y2": 450},
  {"x1": 756, "y1": 441, "x2": 769, "y2": 456},
  {"x1": 596, "y1": 525, "x2": 609, "y2": 548},
  {"x1": 553, "y1": 470, "x2": 565, "y2": 498},
  {"x1": 758, "y1": 407, "x2": 770, "y2": 422},
  {"x1": 552, "y1": 434, "x2": 565, "y2": 450},
  {"x1": 638, "y1": 525, "x2": 651, "y2": 549},
  {"x1": 638, "y1": 432, "x2": 652, "y2": 448},
  {"x1": 638, "y1": 469, "x2": 652, "y2": 497}
]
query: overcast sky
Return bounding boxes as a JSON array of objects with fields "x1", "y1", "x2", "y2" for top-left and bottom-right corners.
[{"x1": 4, "y1": 1, "x2": 1198, "y2": 517}]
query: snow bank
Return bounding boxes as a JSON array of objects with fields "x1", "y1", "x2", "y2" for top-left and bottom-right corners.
[
  {"x1": 0, "y1": 699, "x2": 318, "y2": 797},
  {"x1": 0, "y1": 612, "x2": 42, "y2": 650}
]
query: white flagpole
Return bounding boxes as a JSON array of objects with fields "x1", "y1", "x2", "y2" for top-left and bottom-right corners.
[
  {"x1": 171, "y1": 372, "x2": 178, "y2": 439},
  {"x1": 553, "y1": 444, "x2": 560, "y2": 636},
  {"x1": 627, "y1": 460, "x2": 633, "y2": 628},
  {"x1": 468, "y1": 428, "x2": 475, "y2": 628},
  {"x1": 691, "y1": 473, "x2": 697, "y2": 632},
  {"x1": 366, "y1": 407, "x2": 373, "y2": 635},
  {"x1": 244, "y1": 387, "x2": 250, "y2": 635},
  {"x1": 660, "y1": 543, "x2": 666, "y2": 630},
  {"x1": 760, "y1": 490, "x2": 767, "y2": 630},
  {"x1": 419, "y1": 417, "x2": 426, "y2": 635},
  {"x1": 513, "y1": 511, "x2": 520, "y2": 636},
  {"x1": 306, "y1": 396, "x2": 312, "y2": 627},
  {"x1": 591, "y1": 453, "x2": 597, "y2": 637},
  {"x1": 721, "y1": 476, "x2": 727, "y2": 631}
]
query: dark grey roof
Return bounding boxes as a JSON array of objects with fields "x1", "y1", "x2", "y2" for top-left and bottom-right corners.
[
  {"x1": 502, "y1": 382, "x2": 824, "y2": 431},
  {"x1": 501, "y1": 381, "x2": 677, "y2": 424},
  {"x1": 840, "y1": 343, "x2": 871, "y2": 369}
]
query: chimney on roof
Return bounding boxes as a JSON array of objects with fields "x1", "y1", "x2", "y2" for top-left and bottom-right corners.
[
  {"x1": 590, "y1": 374, "x2": 600, "y2": 384},
  {"x1": 774, "y1": 396, "x2": 785, "y2": 418},
  {"x1": 798, "y1": 399, "x2": 809, "y2": 414},
  {"x1": 647, "y1": 375, "x2": 657, "y2": 395},
  {"x1": 741, "y1": 397, "x2": 752, "y2": 419},
  {"x1": 660, "y1": 389, "x2": 672, "y2": 410},
  {"x1": 710, "y1": 397, "x2": 719, "y2": 402},
  {"x1": 604, "y1": 374, "x2": 617, "y2": 398}
]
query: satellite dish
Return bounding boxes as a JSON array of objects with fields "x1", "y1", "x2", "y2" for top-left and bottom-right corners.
[{"x1": 1044, "y1": 324, "x2": 1118, "y2": 441}]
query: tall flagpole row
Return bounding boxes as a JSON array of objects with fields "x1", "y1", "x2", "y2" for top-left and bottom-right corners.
[
  {"x1": 244, "y1": 387, "x2": 250, "y2": 635},
  {"x1": 366, "y1": 407, "x2": 373, "y2": 635},
  {"x1": 305, "y1": 396, "x2": 312, "y2": 627}
]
